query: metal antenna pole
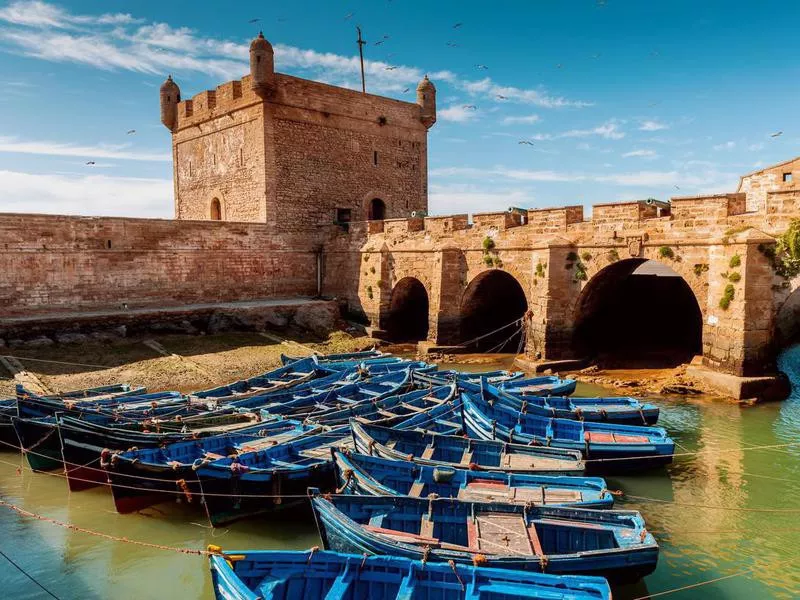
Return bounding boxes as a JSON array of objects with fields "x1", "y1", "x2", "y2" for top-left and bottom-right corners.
[{"x1": 356, "y1": 26, "x2": 366, "y2": 93}]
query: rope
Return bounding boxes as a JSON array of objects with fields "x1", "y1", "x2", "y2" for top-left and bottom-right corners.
[
  {"x1": 584, "y1": 440, "x2": 800, "y2": 464},
  {"x1": 633, "y1": 558, "x2": 795, "y2": 600},
  {"x1": 0, "y1": 549, "x2": 62, "y2": 599},
  {"x1": 620, "y1": 493, "x2": 800, "y2": 513},
  {"x1": 457, "y1": 319, "x2": 524, "y2": 349},
  {"x1": 3, "y1": 355, "x2": 114, "y2": 370}
]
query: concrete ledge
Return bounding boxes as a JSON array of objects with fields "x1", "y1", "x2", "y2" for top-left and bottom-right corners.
[
  {"x1": 686, "y1": 364, "x2": 790, "y2": 402},
  {"x1": 514, "y1": 357, "x2": 590, "y2": 374}
]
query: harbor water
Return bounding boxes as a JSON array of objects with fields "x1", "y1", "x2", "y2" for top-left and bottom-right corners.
[{"x1": 2, "y1": 350, "x2": 800, "y2": 599}]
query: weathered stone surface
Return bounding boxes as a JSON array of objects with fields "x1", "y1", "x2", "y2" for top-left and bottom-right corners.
[
  {"x1": 55, "y1": 333, "x2": 90, "y2": 344},
  {"x1": 292, "y1": 303, "x2": 342, "y2": 337},
  {"x1": 23, "y1": 336, "x2": 54, "y2": 348}
]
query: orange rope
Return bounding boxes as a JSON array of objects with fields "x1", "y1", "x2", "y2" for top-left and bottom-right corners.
[{"x1": 0, "y1": 499, "x2": 210, "y2": 556}]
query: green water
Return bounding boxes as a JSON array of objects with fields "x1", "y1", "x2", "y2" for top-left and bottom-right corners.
[{"x1": 3, "y1": 352, "x2": 800, "y2": 599}]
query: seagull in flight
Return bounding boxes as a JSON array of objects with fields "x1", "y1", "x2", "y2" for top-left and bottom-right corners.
[
  {"x1": 518, "y1": 140, "x2": 535, "y2": 146},
  {"x1": 771, "y1": 131, "x2": 783, "y2": 138},
  {"x1": 496, "y1": 94, "x2": 508, "y2": 100},
  {"x1": 462, "y1": 104, "x2": 477, "y2": 110},
  {"x1": 384, "y1": 66, "x2": 397, "y2": 71},
  {"x1": 248, "y1": 18, "x2": 260, "y2": 23},
  {"x1": 344, "y1": 12, "x2": 354, "y2": 20},
  {"x1": 674, "y1": 185, "x2": 680, "y2": 190},
  {"x1": 475, "y1": 64, "x2": 489, "y2": 70},
  {"x1": 126, "y1": 129, "x2": 136, "y2": 135},
  {"x1": 453, "y1": 22, "x2": 463, "y2": 29},
  {"x1": 374, "y1": 40, "x2": 385, "y2": 46},
  {"x1": 402, "y1": 87, "x2": 410, "y2": 93},
  {"x1": 85, "y1": 161, "x2": 96, "y2": 165},
  {"x1": 446, "y1": 41, "x2": 460, "y2": 47}
]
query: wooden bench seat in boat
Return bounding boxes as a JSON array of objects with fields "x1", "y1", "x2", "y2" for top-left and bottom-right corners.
[{"x1": 583, "y1": 431, "x2": 649, "y2": 444}]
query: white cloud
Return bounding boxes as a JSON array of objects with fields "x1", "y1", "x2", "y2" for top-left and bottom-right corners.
[
  {"x1": 713, "y1": 141, "x2": 736, "y2": 150},
  {"x1": 0, "y1": 170, "x2": 172, "y2": 217},
  {"x1": 0, "y1": 2, "x2": 591, "y2": 107},
  {"x1": 0, "y1": 136, "x2": 171, "y2": 161},
  {"x1": 429, "y1": 183, "x2": 533, "y2": 215},
  {"x1": 639, "y1": 120, "x2": 668, "y2": 131},
  {"x1": 439, "y1": 105, "x2": 479, "y2": 123},
  {"x1": 747, "y1": 142, "x2": 765, "y2": 151},
  {"x1": 530, "y1": 120, "x2": 625, "y2": 141},
  {"x1": 502, "y1": 114, "x2": 541, "y2": 125},
  {"x1": 622, "y1": 149, "x2": 658, "y2": 159}
]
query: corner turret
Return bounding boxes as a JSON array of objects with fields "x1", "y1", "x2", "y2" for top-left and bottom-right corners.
[
  {"x1": 160, "y1": 75, "x2": 181, "y2": 132},
  {"x1": 416, "y1": 75, "x2": 436, "y2": 129},
  {"x1": 250, "y1": 32, "x2": 275, "y2": 98}
]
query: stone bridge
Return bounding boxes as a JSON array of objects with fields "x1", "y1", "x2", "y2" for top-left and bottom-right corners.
[{"x1": 323, "y1": 189, "x2": 800, "y2": 389}]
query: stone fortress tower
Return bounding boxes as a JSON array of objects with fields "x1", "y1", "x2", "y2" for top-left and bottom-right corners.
[{"x1": 160, "y1": 32, "x2": 436, "y2": 234}]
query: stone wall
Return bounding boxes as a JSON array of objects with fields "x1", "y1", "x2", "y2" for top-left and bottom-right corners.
[
  {"x1": 170, "y1": 73, "x2": 430, "y2": 232},
  {"x1": 0, "y1": 213, "x2": 318, "y2": 316},
  {"x1": 738, "y1": 156, "x2": 800, "y2": 213}
]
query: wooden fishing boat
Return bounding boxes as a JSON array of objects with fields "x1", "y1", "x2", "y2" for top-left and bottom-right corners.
[
  {"x1": 189, "y1": 357, "x2": 324, "y2": 403},
  {"x1": 462, "y1": 380, "x2": 660, "y2": 425},
  {"x1": 412, "y1": 370, "x2": 524, "y2": 387},
  {"x1": 350, "y1": 421, "x2": 586, "y2": 475},
  {"x1": 225, "y1": 368, "x2": 360, "y2": 411},
  {"x1": 461, "y1": 391, "x2": 674, "y2": 473},
  {"x1": 279, "y1": 350, "x2": 387, "y2": 367},
  {"x1": 0, "y1": 398, "x2": 18, "y2": 451},
  {"x1": 208, "y1": 548, "x2": 613, "y2": 600},
  {"x1": 496, "y1": 375, "x2": 577, "y2": 397},
  {"x1": 194, "y1": 428, "x2": 348, "y2": 526},
  {"x1": 57, "y1": 411, "x2": 264, "y2": 491},
  {"x1": 255, "y1": 369, "x2": 413, "y2": 420},
  {"x1": 285, "y1": 384, "x2": 458, "y2": 428},
  {"x1": 15, "y1": 382, "x2": 148, "y2": 402},
  {"x1": 332, "y1": 449, "x2": 614, "y2": 508},
  {"x1": 310, "y1": 492, "x2": 658, "y2": 582},
  {"x1": 105, "y1": 419, "x2": 318, "y2": 514},
  {"x1": 16, "y1": 388, "x2": 189, "y2": 420}
]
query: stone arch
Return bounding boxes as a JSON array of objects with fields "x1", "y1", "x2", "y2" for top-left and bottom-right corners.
[
  {"x1": 210, "y1": 197, "x2": 223, "y2": 221},
  {"x1": 368, "y1": 198, "x2": 386, "y2": 220},
  {"x1": 460, "y1": 269, "x2": 529, "y2": 352},
  {"x1": 360, "y1": 190, "x2": 391, "y2": 221},
  {"x1": 573, "y1": 258, "x2": 703, "y2": 365},
  {"x1": 385, "y1": 277, "x2": 430, "y2": 342},
  {"x1": 774, "y1": 281, "x2": 800, "y2": 347}
]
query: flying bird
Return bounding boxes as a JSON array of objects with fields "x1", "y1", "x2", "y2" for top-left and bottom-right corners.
[
  {"x1": 85, "y1": 161, "x2": 95, "y2": 165},
  {"x1": 496, "y1": 94, "x2": 508, "y2": 100},
  {"x1": 453, "y1": 23, "x2": 463, "y2": 29},
  {"x1": 126, "y1": 129, "x2": 136, "y2": 135},
  {"x1": 475, "y1": 64, "x2": 489, "y2": 70},
  {"x1": 344, "y1": 12, "x2": 354, "y2": 20},
  {"x1": 248, "y1": 18, "x2": 260, "y2": 23},
  {"x1": 518, "y1": 140, "x2": 535, "y2": 146},
  {"x1": 462, "y1": 104, "x2": 477, "y2": 110},
  {"x1": 555, "y1": 63, "x2": 564, "y2": 69},
  {"x1": 374, "y1": 40, "x2": 385, "y2": 46},
  {"x1": 384, "y1": 66, "x2": 397, "y2": 71},
  {"x1": 445, "y1": 41, "x2": 460, "y2": 47},
  {"x1": 771, "y1": 131, "x2": 783, "y2": 138},
  {"x1": 674, "y1": 185, "x2": 680, "y2": 190},
  {"x1": 402, "y1": 87, "x2": 410, "y2": 93}
]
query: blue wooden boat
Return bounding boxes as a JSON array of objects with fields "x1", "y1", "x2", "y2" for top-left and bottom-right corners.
[
  {"x1": 16, "y1": 388, "x2": 188, "y2": 420},
  {"x1": 362, "y1": 360, "x2": 436, "y2": 374},
  {"x1": 332, "y1": 449, "x2": 613, "y2": 508},
  {"x1": 412, "y1": 370, "x2": 524, "y2": 387},
  {"x1": 310, "y1": 492, "x2": 658, "y2": 582},
  {"x1": 15, "y1": 382, "x2": 148, "y2": 402},
  {"x1": 225, "y1": 368, "x2": 361, "y2": 411},
  {"x1": 310, "y1": 356, "x2": 404, "y2": 371},
  {"x1": 462, "y1": 380, "x2": 660, "y2": 425},
  {"x1": 495, "y1": 375, "x2": 577, "y2": 397},
  {"x1": 350, "y1": 421, "x2": 586, "y2": 475},
  {"x1": 189, "y1": 357, "x2": 324, "y2": 403},
  {"x1": 461, "y1": 391, "x2": 674, "y2": 473},
  {"x1": 105, "y1": 418, "x2": 319, "y2": 514},
  {"x1": 194, "y1": 428, "x2": 348, "y2": 526},
  {"x1": 208, "y1": 548, "x2": 612, "y2": 600},
  {"x1": 57, "y1": 411, "x2": 265, "y2": 491},
  {"x1": 255, "y1": 369, "x2": 413, "y2": 419},
  {"x1": 0, "y1": 397, "x2": 18, "y2": 451},
  {"x1": 280, "y1": 384, "x2": 458, "y2": 428},
  {"x1": 279, "y1": 350, "x2": 387, "y2": 367}
]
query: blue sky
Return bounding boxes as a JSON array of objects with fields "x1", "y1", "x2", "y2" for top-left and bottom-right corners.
[{"x1": 0, "y1": 0, "x2": 798, "y2": 218}]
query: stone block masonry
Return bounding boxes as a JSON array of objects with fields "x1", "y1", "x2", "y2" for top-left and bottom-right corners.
[{"x1": 0, "y1": 213, "x2": 319, "y2": 316}]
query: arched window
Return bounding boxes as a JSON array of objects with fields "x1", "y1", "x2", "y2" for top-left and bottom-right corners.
[
  {"x1": 210, "y1": 198, "x2": 222, "y2": 220},
  {"x1": 368, "y1": 198, "x2": 386, "y2": 220}
]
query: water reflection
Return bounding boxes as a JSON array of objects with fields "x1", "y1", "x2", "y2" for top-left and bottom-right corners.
[{"x1": 2, "y1": 351, "x2": 800, "y2": 598}]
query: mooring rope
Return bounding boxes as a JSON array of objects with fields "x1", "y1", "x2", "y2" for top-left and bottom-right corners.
[{"x1": 0, "y1": 548, "x2": 62, "y2": 599}]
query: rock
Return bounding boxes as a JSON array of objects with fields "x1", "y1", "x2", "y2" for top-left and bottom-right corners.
[
  {"x1": 91, "y1": 328, "x2": 125, "y2": 342},
  {"x1": 291, "y1": 303, "x2": 342, "y2": 338},
  {"x1": 580, "y1": 365, "x2": 600, "y2": 374},
  {"x1": 7, "y1": 339, "x2": 24, "y2": 348},
  {"x1": 55, "y1": 332, "x2": 89, "y2": 344},
  {"x1": 660, "y1": 383, "x2": 702, "y2": 395},
  {"x1": 542, "y1": 368, "x2": 553, "y2": 375},
  {"x1": 0, "y1": 338, "x2": 5, "y2": 348},
  {"x1": 114, "y1": 325, "x2": 127, "y2": 338},
  {"x1": 24, "y1": 336, "x2": 54, "y2": 348},
  {"x1": 149, "y1": 320, "x2": 198, "y2": 335}
]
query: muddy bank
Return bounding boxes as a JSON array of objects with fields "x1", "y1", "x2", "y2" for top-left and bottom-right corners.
[{"x1": 0, "y1": 330, "x2": 379, "y2": 396}]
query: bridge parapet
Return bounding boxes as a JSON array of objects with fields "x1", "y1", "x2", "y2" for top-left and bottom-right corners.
[
  {"x1": 423, "y1": 214, "x2": 469, "y2": 234},
  {"x1": 472, "y1": 211, "x2": 524, "y2": 230}
]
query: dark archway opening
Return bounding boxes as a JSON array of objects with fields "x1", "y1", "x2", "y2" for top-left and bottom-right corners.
[
  {"x1": 386, "y1": 277, "x2": 429, "y2": 342},
  {"x1": 210, "y1": 198, "x2": 222, "y2": 221},
  {"x1": 368, "y1": 198, "x2": 386, "y2": 220},
  {"x1": 574, "y1": 259, "x2": 702, "y2": 367},
  {"x1": 460, "y1": 271, "x2": 528, "y2": 352}
]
